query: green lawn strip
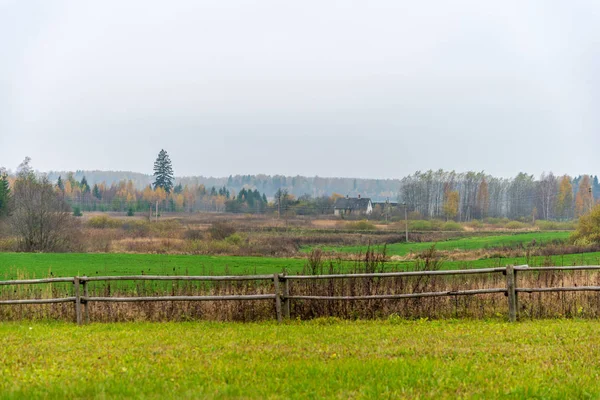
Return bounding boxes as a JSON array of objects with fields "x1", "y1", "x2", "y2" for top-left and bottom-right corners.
[
  {"x1": 1, "y1": 319, "x2": 600, "y2": 399},
  {"x1": 2, "y1": 250, "x2": 600, "y2": 281},
  {"x1": 303, "y1": 231, "x2": 572, "y2": 256},
  {"x1": 0, "y1": 253, "x2": 309, "y2": 279}
]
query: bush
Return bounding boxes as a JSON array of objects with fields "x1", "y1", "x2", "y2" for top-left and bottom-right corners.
[
  {"x1": 73, "y1": 207, "x2": 82, "y2": 217},
  {"x1": 183, "y1": 229, "x2": 204, "y2": 241},
  {"x1": 571, "y1": 205, "x2": 600, "y2": 244},
  {"x1": 346, "y1": 220, "x2": 376, "y2": 231},
  {"x1": 409, "y1": 220, "x2": 433, "y2": 231},
  {"x1": 467, "y1": 220, "x2": 483, "y2": 229},
  {"x1": 484, "y1": 217, "x2": 506, "y2": 226},
  {"x1": 87, "y1": 215, "x2": 122, "y2": 229},
  {"x1": 505, "y1": 221, "x2": 527, "y2": 230},
  {"x1": 535, "y1": 220, "x2": 576, "y2": 231},
  {"x1": 127, "y1": 208, "x2": 135, "y2": 217},
  {"x1": 209, "y1": 222, "x2": 236, "y2": 240},
  {"x1": 442, "y1": 221, "x2": 463, "y2": 231},
  {"x1": 224, "y1": 233, "x2": 244, "y2": 245}
]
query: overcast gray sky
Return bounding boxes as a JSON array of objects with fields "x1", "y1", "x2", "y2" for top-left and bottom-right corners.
[{"x1": 0, "y1": 0, "x2": 598, "y2": 178}]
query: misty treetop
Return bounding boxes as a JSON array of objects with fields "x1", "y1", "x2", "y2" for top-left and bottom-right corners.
[{"x1": 153, "y1": 149, "x2": 174, "y2": 194}]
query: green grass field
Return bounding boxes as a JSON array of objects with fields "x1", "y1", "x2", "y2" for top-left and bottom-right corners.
[
  {"x1": 304, "y1": 231, "x2": 572, "y2": 256},
  {"x1": 2, "y1": 319, "x2": 600, "y2": 398},
  {"x1": 0, "y1": 253, "x2": 308, "y2": 278},
  {"x1": 2, "y1": 249, "x2": 600, "y2": 280}
]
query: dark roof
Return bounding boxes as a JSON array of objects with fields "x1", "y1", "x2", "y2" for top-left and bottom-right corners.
[{"x1": 334, "y1": 197, "x2": 372, "y2": 210}]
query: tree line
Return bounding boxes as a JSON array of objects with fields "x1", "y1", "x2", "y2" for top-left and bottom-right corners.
[{"x1": 398, "y1": 170, "x2": 598, "y2": 221}]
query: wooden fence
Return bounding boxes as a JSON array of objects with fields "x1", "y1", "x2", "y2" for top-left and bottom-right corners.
[{"x1": 2, "y1": 265, "x2": 600, "y2": 324}]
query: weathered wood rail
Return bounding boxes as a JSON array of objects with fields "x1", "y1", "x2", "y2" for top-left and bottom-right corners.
[{"x1": 1, "y1": 265, "x2": 599, "y2": 324}]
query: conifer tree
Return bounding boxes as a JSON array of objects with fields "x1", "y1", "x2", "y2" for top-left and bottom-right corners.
[
  {"x1": 92, "y1": 184, "x2": 101, "y2": 200},
  {"x1": 56, "y1": 176, "x2": 64, "y2": 191},
  {"x1": 0, "y1": 173, "x2": 11, "y2": 217},
  {"x1": 80, "y1": 176, "x2": 90, "y2": 194},
  {"x1": 153, "y1": 149, "x2": 174, "y2": 194}
]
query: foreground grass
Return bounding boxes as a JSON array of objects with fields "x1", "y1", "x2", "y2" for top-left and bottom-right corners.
[
  {"x1": 305, "y1": 231, "x2": 572, "y2": 256},
  {"x1": 2, "y1": 249, "x2": 600, "y2": 280},
  {"x1": 1, "y1": 319, "x2": 600, "y2": 399}
]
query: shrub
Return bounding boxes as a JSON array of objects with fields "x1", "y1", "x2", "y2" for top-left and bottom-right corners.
[
  {"x1": 468, "y1": 219, "x2": 483, "y2": 229},
  {"x1": 209, "y1": 222, "x2": 236, "y2": 240},
  {"x1": 484, "y1": 217, "x2": 504, "y2": 226},
  {"x1": 73, "y1": 207, "x2": 83, "y2": 217},
  {"x1": 409, "y1": 220, "x2": 433, "y2": 231},
  {"x1": 87, "y1": 216, "x2": 122, "y2": 229},
  {"x1": 535, "y1": 220, "x2": 576, "y2": 231},
  {"x1": 505, "y1": 221, "x2": 527, "y2": 230},
  {"x1": 442, "y1": 221, "x2": 463, "y2": 231},
  {"x1": 224, "y1": 233, "x2": 244, "y2": 245},
  {"x1": 121, "y1": 220, "x2": 151, "y2": 237},
  {"x1": 127, "y1": 208, "x2": 135, "y2": 217},
  {"x1": 571, "y1": 205, "x2": 600, "y2": 244},
  {"x1": 183, "y1": 229, "x2": 204, "y2": 241},
  {"x1": 346, "y1": 220, "x2": 376, "y2": 231},
  {"x1": 430, "y1": 219, "x2": 444, "y2": 230}
]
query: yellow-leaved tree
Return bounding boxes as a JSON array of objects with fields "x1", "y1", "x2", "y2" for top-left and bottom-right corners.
[{"x1": 443, "y1": 190, "x2": 459, "y2": 221}]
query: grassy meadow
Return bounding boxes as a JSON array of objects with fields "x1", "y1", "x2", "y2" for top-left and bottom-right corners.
[
  {"x1": 2, "y1": 319, "x2": 600, "y2": 399},
  {"x1": 2, "y1": 249, "x2": 600, "y2": 280},
  {"x1": 304, "y1": 231, "x2": 572, "y2": 256}
]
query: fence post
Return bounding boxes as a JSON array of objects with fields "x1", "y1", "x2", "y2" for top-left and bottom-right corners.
[
  {"x1": 74, "y1": 276, "x2": 82, "y2": 326},
  {"x1": 282, "y1": 274, "x2": 291, "y2": 319},
  {"x1": 273, "y1": 273, "x2": 282, "y2": 323},
  {"x1": 505, "y1": 265, "x2": 517, "y2": 322},
  {"x1": 82, "y1": 277, "x2": 90, "y2": 324}
]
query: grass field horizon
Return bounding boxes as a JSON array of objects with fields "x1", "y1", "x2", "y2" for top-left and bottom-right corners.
[{"x1": 2, "y1": 319, "x2": 600, "y2": 398}]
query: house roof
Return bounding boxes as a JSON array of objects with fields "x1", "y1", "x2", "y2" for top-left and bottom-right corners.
[{"x1": 334, "y1": 197, "x2": 372, "y2": 210}]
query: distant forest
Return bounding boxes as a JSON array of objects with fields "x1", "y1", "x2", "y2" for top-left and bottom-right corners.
[
  {"x1": 40, "y1": 170, "x2": 599, "y2": 220},
  {"x1": 45, "y1": 171, "x2": 401, "y2": 201}
]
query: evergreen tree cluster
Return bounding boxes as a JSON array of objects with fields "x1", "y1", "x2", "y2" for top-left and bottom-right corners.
[{"x1": 225, "y1": 188, "x2": 267, "y2": 213}]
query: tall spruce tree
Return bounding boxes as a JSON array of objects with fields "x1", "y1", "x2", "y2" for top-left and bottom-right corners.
[
  {"x1": 153, "y1": 149, "x2": 174, "y2": 193},
  {"x1": 0, "y1": 173, "x2": 11, "y2": 217},
  {"x1": 56, "y1": 176, "x2": 64, "y2": 191},
  {"x1": 92, "y1": 184, "x2": 101, "y2": 199},
  {"x1": 80, "y1": 176, "x2": 90, "y2": 194}
]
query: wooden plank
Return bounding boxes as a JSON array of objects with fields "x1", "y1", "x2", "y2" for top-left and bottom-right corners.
[
  {"x1": 286, "y1": 288, "x2": 506, "y2": 300},
  {"x1": 0, "y1": 277, "x2": 75, "y2": 286},
  {"x1": 74, "y1": 277, "x2": 82, "y2": 326},
  {"x1": 287, "y1": 268, "x2": 506, "y2": 280},
  {"x1": 505, "y1": 265, "x2": 517, "y2": 322},
  {"x1": 83, "y1": 274, "x2": 274, "y2": 282},
  {"x1": 283, "y1": 275, "x2": 291, "y2": 319},
  {"x1": 515, "y1": 266, "x2": 600, "y2": 272},
  {"x1": 83, "y1": 294, "x2": 276, "y2": 302},
  {"x1": 273, "y1": 273, "x2": 282, "y2": 323},
  {"x1": 83, "y1": 279, "x2": 90, "y2": 324},
  {"x1": 517, "y1": 286, "x2": 600, "y2": 293},
  {"x1": 0, "y1": 297, "x2": 76, "y2": 305}
]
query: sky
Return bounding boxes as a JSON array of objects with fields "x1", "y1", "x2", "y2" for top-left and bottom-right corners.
[{"x1": 0, "y1": 0, "x2": 598, "y2": 179}]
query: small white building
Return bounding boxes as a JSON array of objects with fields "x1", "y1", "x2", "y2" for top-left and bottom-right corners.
[{"x1": 333, "y1": 196, "x2": 373, "y2": 216}]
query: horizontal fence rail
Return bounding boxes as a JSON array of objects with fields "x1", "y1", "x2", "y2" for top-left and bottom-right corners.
[{"x1": 1, "y1": 265, "x2": 600, "y2": 324}]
